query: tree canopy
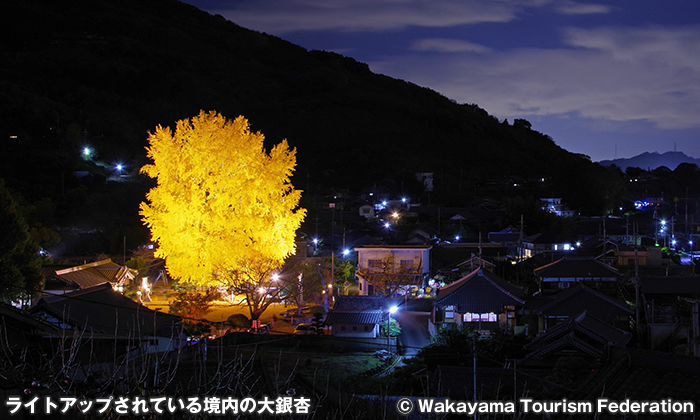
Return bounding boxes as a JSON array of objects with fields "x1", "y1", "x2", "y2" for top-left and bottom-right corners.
[
  {"x1": 0, "y1": 180, "x2": 43, "y2": 303},
  {"x1": 140, "y1": 111, "x2": 306, "y2": 317}
]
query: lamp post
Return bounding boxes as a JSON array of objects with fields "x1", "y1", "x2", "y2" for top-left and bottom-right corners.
[{"x1": 387, "y1": 305, "x2": 398, "y2": 351}]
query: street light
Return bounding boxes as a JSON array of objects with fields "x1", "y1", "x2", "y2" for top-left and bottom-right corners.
[{"x1": 387, "y1": 305, "x2": 398, "y2": 351}]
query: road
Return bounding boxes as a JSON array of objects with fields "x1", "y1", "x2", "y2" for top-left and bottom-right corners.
[{"x1": 394, "y1": 311, "x2": 431, "y2": 357}]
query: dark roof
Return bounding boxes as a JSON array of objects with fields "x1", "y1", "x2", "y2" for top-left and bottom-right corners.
[
  {"x1": 521, "y1": 311, "x2": 631, "y2": 364},
  {"x1": 333, "y1": 296, "x2": 387, "y2": 311},
  {"x1": 535, "y1": 283, "x2": 632, "y2": 320},
  {"x1": 435, "y1": 268, "x2": 525, "y2": 313},
  {"x1": 639, "y1": 276, "x2": 700, "y2": 295},
  {"x1": 325, "y1": 311, "x2": 383, "y2": 325},
  {"x1": 0, "y1": 302, "x2": 59, "y2": 335},
  {"x1": 534, "y1": 257, "x2": 619, "y2": 279},
  {"x1": 557, "y1": 348, "x2": 700, "y2": 420},
  {"x1": 523, "y1": 233, "x2": 578, "y2": 244},
  {"x1": 31, "y1": 283, "x2": 181, "y2": 337}
]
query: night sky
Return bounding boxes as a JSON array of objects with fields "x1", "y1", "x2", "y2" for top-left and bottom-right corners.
[{"x1": 181, "y1": 0, "x2": 700, "y2": 162}]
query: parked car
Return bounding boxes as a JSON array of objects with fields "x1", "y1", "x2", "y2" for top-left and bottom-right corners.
[
  {"x1": 293, "y1": 323, "x2": 317, "y2": 335},
  {"x1": 247, "y1": 324, "x2": 270, "y2": 334}
]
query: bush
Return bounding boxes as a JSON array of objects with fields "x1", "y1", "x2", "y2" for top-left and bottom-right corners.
[{"x1": 226, "y1": 313, "x2": 252, "y2": 330}]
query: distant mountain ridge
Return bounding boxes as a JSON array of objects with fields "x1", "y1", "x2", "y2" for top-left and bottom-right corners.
[{"x1": 598, "y1": 152, "x2": 700, "y2": 171}]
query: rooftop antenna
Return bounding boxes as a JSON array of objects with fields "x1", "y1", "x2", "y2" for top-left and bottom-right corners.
[{"x1": 614, "y1": 144, "x2": 617, "y2": 159}]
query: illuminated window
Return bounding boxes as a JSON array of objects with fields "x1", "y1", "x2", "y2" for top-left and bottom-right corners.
[{"x1": 464, "y1": 313, "x2": 497, "y2": 322}]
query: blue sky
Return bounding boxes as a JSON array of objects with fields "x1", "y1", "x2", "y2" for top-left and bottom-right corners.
[{"x1": 182, "y1": 0, "x2": 700, "y2": 162}]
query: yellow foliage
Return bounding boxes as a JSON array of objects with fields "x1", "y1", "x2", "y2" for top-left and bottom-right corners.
[{"x1": 140, "y1": 111, "x2": 306, "y2": 287}]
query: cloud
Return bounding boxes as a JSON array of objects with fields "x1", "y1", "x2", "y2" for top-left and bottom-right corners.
[
  {"x1": 554, "y1": 1, "x2": 611, "y2": 15},
  {"x1": 210, "y1": 0, "x2": 524, "y2": 33},
  {"x1": 411, "y1": 38, "x2": 492, "y2": 53},
  {"x1": 372, "y1": 25, "x2": 700, "y2": 131}
]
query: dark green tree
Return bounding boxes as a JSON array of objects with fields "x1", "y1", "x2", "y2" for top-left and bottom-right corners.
[{"x1": 0, "y1": 180, "x2": 43, "y2": 304}]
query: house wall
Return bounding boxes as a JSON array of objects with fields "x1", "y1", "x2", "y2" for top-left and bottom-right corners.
[
  {"x1": 356, "y1": 247, "x2": 431, "y2": 296},
  {"x1": 331, "y1": 323, "x2": 379, "y2": 338},
  {"x1": 356, "y1": 247, "x2": 430, "y2": 275}
]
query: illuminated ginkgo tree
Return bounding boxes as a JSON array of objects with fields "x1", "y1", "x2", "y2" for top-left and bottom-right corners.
[{"x1": 140, "y1": 111, "x2": 306, "y2": 320}]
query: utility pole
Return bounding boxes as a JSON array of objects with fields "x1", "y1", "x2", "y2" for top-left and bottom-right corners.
[{"x1": 634, "y1": 223, "x2": 641, "y2": 341}]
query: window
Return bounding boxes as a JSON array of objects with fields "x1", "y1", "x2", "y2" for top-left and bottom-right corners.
[
  {"x1": 464, "y1": 312, "x2": 497, "y2": 322},
  {"x1": 364, "y1": 326, "x2": 369, "y2": 331},
  {"x1": 352, "y1": 326, "x2": 357, "y2": 331},
  {"x1": 444, "y1": 306, "x2": 454, "y2": 319},
  {"x1": 400, "y1": 260, "x2": 413, "y2": 270},
  {"x1": 368, "y1": 259, "x2": 382, "y2": 270}
]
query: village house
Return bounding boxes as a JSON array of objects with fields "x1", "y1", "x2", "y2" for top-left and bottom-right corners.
[
  {"x1": 354, "y1": 245, "x2": 431, "y2": 296},
  {"x1": 533, "y1": 257, "x2": 619, "y2": 295},
  {"x1": 324, "y1": 296, "x2": 386, "y2": 338},
  {"x1": 431, "y1": 268, "x2": 526, "y2": 335}
]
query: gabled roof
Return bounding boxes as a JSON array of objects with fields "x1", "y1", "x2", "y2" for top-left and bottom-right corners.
[
  {"x1": 522, "y1": 311, "x2": 631, "y2": 363},
  {"x1": 534, "y1": 257, "x2": 619, "y2": 278},
  {"x1": 435, "y1": 268, "x2": 525, "y2": 313},
  {"x1": 332, "y1": 295, "x2": 387, "y2": 311},
  {"x1": 325, "y1": 311, "x2": 383, "y2": 325},
  {"x1": 45, "y1": 259, "x2": 137, "y2": 290},
  {"x1": 32, "y1": 283, "x2": 181, "y2": 337},
  {"x1": 535, "y1": 283, "x2": 632, "y2": 320}
]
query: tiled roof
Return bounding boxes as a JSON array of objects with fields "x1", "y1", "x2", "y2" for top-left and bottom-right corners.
[
  {"x1": 535, "y1": 283, "x2": 632, "y2": 320},
  {"x1": 521, "y1": 311, "x2": 631, "y2": 364},
  {"x1": 435, "y1": 268, "x2": 525, "y2": 313},
  {"x1": 534, "y1": 257, "x2": 619, "y2": 278},
  {"x1": 333, "y1": 296, "x2": 387, "y2": 311},
  {"x1": 32, "y1": 283, "x2": 181, "y2": 337},
  {"x1": 325, "y1": 311, "x2": 383, "y2": 325},
  {"x1": 44, "y1": 259, "x2": 137, "y2": 290}
]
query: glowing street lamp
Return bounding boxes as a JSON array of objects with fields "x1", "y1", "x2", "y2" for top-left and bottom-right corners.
[
  {"x1": 387, "y1": 305, "x2": 398, "y2": 351},
  {"x1": 82, "y1": 147, "x2": 92, "y2": 159}
]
